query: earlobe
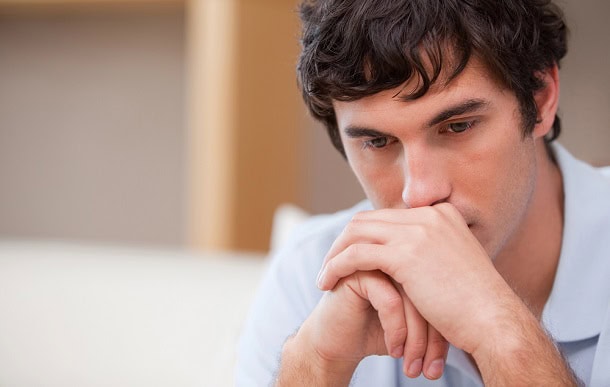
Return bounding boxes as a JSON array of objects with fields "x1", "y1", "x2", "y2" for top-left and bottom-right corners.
[{"x1": 532, "y1": 64, "x2": 560, "y2": 139}]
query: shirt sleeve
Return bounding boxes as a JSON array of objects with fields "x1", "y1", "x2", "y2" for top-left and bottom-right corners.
[{"x1": 234, "y1": 220, "x2": 331, "y2": 386}]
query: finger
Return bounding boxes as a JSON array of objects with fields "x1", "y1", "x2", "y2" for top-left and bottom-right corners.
[
  {"x1": 355, "y1": 272, "x2": 408, "y2": 358},
  {"x1": 432, "y1": 202, "x2": 466, "y2": 224},
  {"x1": 351, "y1": 207, "x2": 439, "y2": 224},
  {"x1": 321, "y1": 219, "x2": 397, "y2": 269},
  {"x1": 318, "y1": 244, "x2": 398, "y2": 291},
  {"x1": 320, "y1": 207, "x2": 439, "y2": 271},
  {"x1": 422, "y1": 325, "x2": 449, "y2": 380},
  {"x1": 353, "y1": 204, "x2": 466, "y2": 226},
  {"x1": 398, "y1": 288, "x2": 428, "y2": 378},
  {"x1": 319, "y1": 207, "x2": 457, "y2": 281}
]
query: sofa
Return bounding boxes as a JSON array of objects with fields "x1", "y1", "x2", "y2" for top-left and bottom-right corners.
[{"x1": 0, "y1": 241, "x2": 267, "y2": 386}]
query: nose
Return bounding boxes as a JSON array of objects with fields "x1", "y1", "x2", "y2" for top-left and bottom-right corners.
[{"x1": 401, "y1": 147, "x2": 451, "y2": 209}]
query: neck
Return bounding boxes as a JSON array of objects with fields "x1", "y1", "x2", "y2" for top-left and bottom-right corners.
[{"x1": 493, "y1": 141, "x2": 564, "y2": 319}]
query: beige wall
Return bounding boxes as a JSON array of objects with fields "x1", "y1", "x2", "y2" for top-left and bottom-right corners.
[
  {"x1": 0, "y1": 1, "x2": 304, "y2": 252},
  {"x1": 0, "y1": 4, "x2": 186, "y2": 246},
  {"x1": 302, "y1": 119, "x2": 364, "y2": 215},
  {"x1": 230, "y1": 0, "x2": 304, "y2": 250},
  {"x1": 557, "y1": 0, "x2": 610, "y2": 166},
  {"x1": 0, "y1": 0, "x2": 608, "y2": 251},
  {"x1": 186, "y1": 0, "x2": 304, "y2": 252}
]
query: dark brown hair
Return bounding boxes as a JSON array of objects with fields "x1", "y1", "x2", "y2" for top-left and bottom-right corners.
[{"x1": 297, "y1": 0, "x2": 568, "y2": 157}]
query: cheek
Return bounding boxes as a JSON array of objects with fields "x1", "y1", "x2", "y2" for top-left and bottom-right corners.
[
  {"x1": 349, "y1": 157, "x2": 404, "y2": 209},
  {"x1": 467, "y1": 138, "x2": 537, "y2": 255},
  {"x1": 451, "y1": 141, "x2": 500, "y2": 208},
  {"x1": 461, "y1": 122, "x2": 531, "y2": 199}
]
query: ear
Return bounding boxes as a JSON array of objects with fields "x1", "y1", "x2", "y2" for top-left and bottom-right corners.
[{"x1": 532, "y1": 64, "x2": 560, "y2": 139}]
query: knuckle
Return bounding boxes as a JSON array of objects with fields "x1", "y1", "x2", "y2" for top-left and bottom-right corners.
[
  {"x1": 351, "y1": 210, "x2": 374, "y2": 223},
  {"x1": 429, "y1": 333, "x2": 448, "y2": 346},
  {"x1": 408, "y1": 336, "x2": 428, "y2": 356},
  {"x1": 324, "y1": 258, "x2": 336, "y2": 273},
  {"x1": 437, "y1": 202, "x2": 459, "y2": 219},
  {"x1": 347, "y1": 243, "x2": 377, "y2": 261},
  {"x1": 344, "y1": 218, "x2": 363, "y2": 235},
  {"x1": 427, "y1": 334, "x2": 449, "y2": 357},
  {"x1": 435, "y1": 202, "x2": 453, "y2": 211},
  {"x1": 406, "y1": 224, "x2": 428, "y2": 242},
  {"x1": 380, "y1": 293, "x2": 403, "y2": 312},
  {"x1": 344, "y1": 243, "x2": 362, "y2": 258},
  {"x1": 389, "y1": 326, "x2": 408, "y2": 343}
]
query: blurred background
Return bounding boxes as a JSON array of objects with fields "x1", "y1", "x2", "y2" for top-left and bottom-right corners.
[
  {"x1": 0, "y1": 1, "x2": 608, "y2": 385},
  {"x1": 0, "y1": 0, "x2": 609, "y2": 253}
]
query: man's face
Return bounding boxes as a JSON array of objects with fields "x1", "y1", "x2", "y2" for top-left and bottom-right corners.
[{"x1": 333, "y1": 59, "x2": 542, "y2": 259}]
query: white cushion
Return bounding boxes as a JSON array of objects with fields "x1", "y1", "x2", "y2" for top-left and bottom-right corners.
[
  {"x1": 0, "y1": 241, "x2": 267, "y2": 387},
  {"x1": 270, "y1": 204, "x2": 311, "y2": 251}
]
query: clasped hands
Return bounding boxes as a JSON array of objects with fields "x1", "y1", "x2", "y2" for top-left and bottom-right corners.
[{"x1": 311, "y1": 203, "x2": 515, "y2": 380}]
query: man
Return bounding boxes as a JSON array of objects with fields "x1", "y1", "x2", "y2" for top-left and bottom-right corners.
[{"x1": 237, "y1": 0, "x2": 610, "y2": 385}]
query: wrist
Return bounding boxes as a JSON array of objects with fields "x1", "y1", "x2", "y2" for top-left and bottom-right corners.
[
  {"x1": 470, "y1": 302, "x2": 532, "y2": 361},
  {"x1": 470, "y1": 302, "x2": 578, "y2": 386},
  {"x1": 277, "y1": 322, "x2": 359, "y2": 387}
]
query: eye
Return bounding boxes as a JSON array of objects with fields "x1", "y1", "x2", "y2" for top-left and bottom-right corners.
[
  {"x1": 363, "y1": 136, "x2": 389, "y2": 149},
  {"x1": 446, "y1": 121, "x2": 475, "y2": 133}
]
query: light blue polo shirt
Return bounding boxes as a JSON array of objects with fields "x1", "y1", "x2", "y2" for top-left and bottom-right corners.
[{"x1": 236, "y1": 143, "x2": 610, "y2": 386}]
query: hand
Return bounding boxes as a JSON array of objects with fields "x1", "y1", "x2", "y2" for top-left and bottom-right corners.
[
  {"x1": 309, "y1": 204, "x2": 578, "y2": 386},
  {"x1": 317, "y1": 203, "x2": 523, "y2": 357},
  {"x1": 303, "y1": 270, "x2": 449, "y2": 379},
  {"x1": 306, "y1": 270, "x2": 408, "y2": 364},
  {"x1": 277, "y1": 268, "x2": 450, "y2": 385}
]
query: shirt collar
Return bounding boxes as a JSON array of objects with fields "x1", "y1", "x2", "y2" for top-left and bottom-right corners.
[{"x1": 541, "y1": 143, "x2": 610, "y2": 342}]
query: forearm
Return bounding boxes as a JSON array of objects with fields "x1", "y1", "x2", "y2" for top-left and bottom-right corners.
[
  {"x1": 275, "y1": 323, "x2": 358, "y2": 387},
  {"x1": 473, "y1": 302, "x2": 579, "y2": 386}
]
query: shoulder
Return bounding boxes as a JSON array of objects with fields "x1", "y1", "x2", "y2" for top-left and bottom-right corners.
[
  {"x1": 599, "y1": 166, "x2": 610, "y2": 178},
  {"x1": 554, "y1": 142, "x2": 610, "y2": 267},
  {"x1": 544, "y1": 143, "x2": 610, "y2": 345},
  {"x1": 553, "y1": 143, "x2": 610, "y2": 210}
]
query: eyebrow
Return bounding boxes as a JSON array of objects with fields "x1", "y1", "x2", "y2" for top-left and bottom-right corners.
[
  {"x1": 343, "y1": 98, "x2": 490, "y2": 138},
  {"x1": 344, "y1": 127, "x2": 389, "y2": 139},
  {"x1": 426, "y1": 99, "x2": 489, "y2": 127}
]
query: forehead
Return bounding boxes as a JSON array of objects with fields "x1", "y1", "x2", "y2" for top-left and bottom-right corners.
[{"x1": 333, "y1": 57, "x2": 507, "y2": 127}]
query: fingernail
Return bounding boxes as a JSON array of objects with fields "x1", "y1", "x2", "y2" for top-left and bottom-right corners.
[
  {"x1": 407, "y1": 358, "x2": 422, "y2": 377},
  {"x1": 316, "y1": 269, "x2": 325, "y2": 289},
  {"x1": 391, "y1": 345, "x2": 404, "y2": 358},
  {"x1": 426, "y1": 359, "x2": 444, "y2": 379}
]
